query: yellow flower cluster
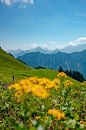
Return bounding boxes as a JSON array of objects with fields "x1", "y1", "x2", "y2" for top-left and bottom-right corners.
[
  {"x1": 35, "y1": 116, "x2": 41, "y2": 120},
  {"x1": 80, "y1": 121, "x2": 86, "y2": 126},
  {"x1": 9, "y1": 77, "x2": 60, "y2": 99},
  {"x1": 64, "y1": 80, "x2": 73, "y2": 87},
  {"x1": 58, "y1": 72, "x2": 67, "y2": 78},
  {"x1": 38, "y1": 78, "x2": 56, "y2": 89},
  {"x1": 32, "y1": 85, "x2": 48, "y2": 98},
  {"x1": 9, "y1": 77, "x2": 48, "y2": 99},
  {"x1": 35, "y1": 115, "x2": 48, "y2": 122},
  {"x1": 48, "y1": 109, "x2": 65, "y2": 120}
]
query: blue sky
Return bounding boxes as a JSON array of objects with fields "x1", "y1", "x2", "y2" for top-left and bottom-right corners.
[{"x1": 0, "y1": 0, "x2": 86, "y2": 50}]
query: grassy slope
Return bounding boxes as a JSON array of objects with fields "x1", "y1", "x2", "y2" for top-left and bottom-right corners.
[
  {"x1": 0, "y1": 48, "x2": 59, "y2": 84},
  {"x1": 0, "y1": 48, "x2": 30, "y2": 83},
  {"x1": 0, "y1": 48, "x2": 29, "y2": 69}
]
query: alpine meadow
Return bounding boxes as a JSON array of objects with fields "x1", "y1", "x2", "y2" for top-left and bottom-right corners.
[{"x1": 0, "y1": 0, "x2": 86, "y2": 130}]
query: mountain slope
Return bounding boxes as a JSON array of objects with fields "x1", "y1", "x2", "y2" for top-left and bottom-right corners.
[
  {"x1": 17, "y1": 50, "x2": 86, "y2": 78},
  {"x1": 0, "y1": 47, "x2": 31, "y2": 84},
  {"x1": 0, "y1": 47, "x2": 29, "y2": 70}
]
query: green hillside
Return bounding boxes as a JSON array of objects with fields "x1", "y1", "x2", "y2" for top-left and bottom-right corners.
[
  {"x1": 0, "y1": 47, "x2": 29, "y2": 69},
  {"x1": 0, "y1": 47, "x2": 30, "y2": 83}
]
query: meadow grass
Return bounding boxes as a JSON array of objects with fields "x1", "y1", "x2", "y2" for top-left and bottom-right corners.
[{"x1": 0, "y1": 74, "x2": 86, "y2": 129}]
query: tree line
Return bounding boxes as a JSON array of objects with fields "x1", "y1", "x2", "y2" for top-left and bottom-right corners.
[{"x1": 59, "y1": 66, "x2": 85, "y2": 82}]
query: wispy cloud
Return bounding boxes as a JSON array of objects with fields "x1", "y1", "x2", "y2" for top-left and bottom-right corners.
[
  {"x1": 69, "y1": 37, "x2": 86, "y2": 46},
  {"x1": 74, "y1": 13, "x2": 86, "y2": 18},
  {"x1": 1, "y1": 0, "x2": 34, "y2": 6},
  {"x1": 64, "y1": 19, "x2": 86, "y2": 25},
  {"x1": 1, "y1": 0, "x2": 11, "y2": 5}
]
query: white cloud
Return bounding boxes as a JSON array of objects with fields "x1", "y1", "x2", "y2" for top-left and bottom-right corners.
[
  {"x1": 75, "y1": 37, "x2": 86, "y2": 43},
  {"x1": 1, "y1": 0, "x2": 11, "y2": 5},
  {"x1": 69, "y1": 37, "x2": 86, "y2": 46},
  {"x1": 1, "y1": 0, "x2": 34, "y2": 6}
]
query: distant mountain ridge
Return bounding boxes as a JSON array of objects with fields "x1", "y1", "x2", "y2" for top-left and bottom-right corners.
[
  {"x1": 7, "y1": 47, "x2": 55, "y2": 57},
  {"x1": 8, "y1": 44, "x2": 86, "y2": 57},
  {"x1": 60, "y1": 44, "x2": 86, "y2": 53},
  {"x1": 17, "y1": 50, "x2": 86, "y2": 78}
]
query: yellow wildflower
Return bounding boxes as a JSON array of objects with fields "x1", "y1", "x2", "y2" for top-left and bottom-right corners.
[
  {"x1": 32, "y1": 85, "x2": 49, "y2": 98},
  {"x1": 39, "y1": 78, "x2": 50, "y2": 86},
  {"x1": 9, "y1": 77, "x2": 56, "y2": 99},
  {"x1": 45, "y1": 82, "x2": 55, "y2": 89},
  {"x1": 80, "y1": 121, "x2": 86, "y2": 125},
  {"x1": 29, "y1": 77, "x2": 39, "y2": 84},
  {"x1": 58, "y1": 72, "x2": 67, "y2": 78},
  {"x1": 54, "y1": 78, "x2": 60, "y2": 86},
  {"x1": 48, "y1": 109, "x2": 65, "y2": 120},
  {"x1": 9, "y1": 83, "x2": 20, "y2": 90},
  {"x1": 35, "y1": 116, "x2": 41, "y2": 120},
  {"x1": 53, "y1": 78, "x2": 60, "y2": 90},
  {"x1": 39, "y1": 78, "x2": 56, "y2": 89},
  {"x1": 15, "y1": 91, "x2": 23, "y2": 97},
  {"x1": 64, "y1": 80, "x2": 73, "y2": 87}
]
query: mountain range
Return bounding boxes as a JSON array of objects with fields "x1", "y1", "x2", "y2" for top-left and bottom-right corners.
[
  {"x1": 60, "y1": 44, "x2": 86, "y2": 53},
  {"x1": 8, "y1": 44, "x2": 86, "y2": 57},
  {"x1": 17, "y1": 50, "x2": 86, "y2": 78},
  {"x1": 8, "y1": 47, "x2": 59, "y2": 57}
]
